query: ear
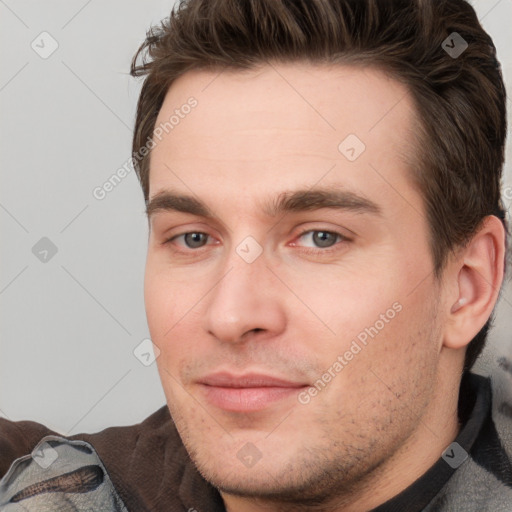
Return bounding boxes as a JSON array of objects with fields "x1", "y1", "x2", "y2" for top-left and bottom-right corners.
[{"x1": 443, "y1": 215, "x2": 506, "y2": 350}]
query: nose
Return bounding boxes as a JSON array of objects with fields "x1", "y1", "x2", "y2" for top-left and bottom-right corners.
[{"x1": 202, "y1": 248, "x2": 286, "y2": 344}]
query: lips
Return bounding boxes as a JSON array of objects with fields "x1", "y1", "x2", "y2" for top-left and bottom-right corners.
[
  {"x1": 197, "y1": 372, "x2": 308, "y2": 412},
  {"x1": 199, "y1": 372, "x2": 306, "y2": 388}
]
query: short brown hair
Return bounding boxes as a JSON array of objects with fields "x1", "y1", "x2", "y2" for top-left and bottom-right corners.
[{"x1": 130, "y1": 0, "x2": 508, "y2": 373}]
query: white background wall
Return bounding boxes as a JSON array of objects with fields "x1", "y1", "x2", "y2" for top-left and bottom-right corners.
[{"x1": 1, "y1": 0, "x2": 511, "y2": 435}]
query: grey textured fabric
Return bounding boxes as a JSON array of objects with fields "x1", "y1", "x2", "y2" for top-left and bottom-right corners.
[
  {"x1": 0, "y1": 436, "x2": 128, "y2": 511},
  {"x1": 422, "y1": 459, "x2": 512, "y2": 512}
]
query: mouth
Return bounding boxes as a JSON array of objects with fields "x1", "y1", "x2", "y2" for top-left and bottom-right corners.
[{"x1": 197, "y1": 372, "x2": 309, "y2": 412}]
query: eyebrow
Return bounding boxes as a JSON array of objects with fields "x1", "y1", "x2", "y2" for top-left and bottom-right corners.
[{"x1": 145, "y1": 187, "x2": 382, "y2": 220}]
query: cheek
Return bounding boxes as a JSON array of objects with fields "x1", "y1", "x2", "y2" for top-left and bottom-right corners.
[
  {"x1": 144, "y1": 266, "x2": 205, "y2": 372},
  {"x1": 144, "y1": 268, "x2": 184, "y2": 370},
  {"x1": 298, "y1": 267, "x2": 404, "y2": 342},
  {"x1": 144, "y1": 258, "x2": 192, "y2": 329},
  {"x1": 320, "y1": 270, "x2": 437, "y2": 376},
  {"x1": 144, "y1": 271, "x2": 168, "y2": 337}
]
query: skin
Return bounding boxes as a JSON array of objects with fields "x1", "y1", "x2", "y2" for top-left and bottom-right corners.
[{"x1": 143, "y1": 63, "x2": 505, "y2": 511}]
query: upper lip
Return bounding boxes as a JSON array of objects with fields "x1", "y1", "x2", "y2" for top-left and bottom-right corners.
[{"x1": 198, "y1": 372, "x2": 308, "y2": 388}]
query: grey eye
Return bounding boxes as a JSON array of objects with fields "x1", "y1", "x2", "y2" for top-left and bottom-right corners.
[
  {"x1": 311, "y1": 231, "x2": 339, "y2": 248},
  {"x1": 183, "y1": 232, "x2": 209, "y2": 248}
]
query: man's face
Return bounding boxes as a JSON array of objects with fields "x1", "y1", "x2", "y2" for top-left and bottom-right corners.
[{"x1": 144, "y1": 63, "x2": 444, "y2": 503}]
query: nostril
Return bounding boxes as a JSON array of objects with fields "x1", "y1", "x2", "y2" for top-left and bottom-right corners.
[{"x1": 241, "y1": 328, "x2": 264, "y2": 340}]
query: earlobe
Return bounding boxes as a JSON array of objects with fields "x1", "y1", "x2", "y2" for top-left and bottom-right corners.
[{"x1": 443, "y1": 216, "x2": 505, "y2": 350}]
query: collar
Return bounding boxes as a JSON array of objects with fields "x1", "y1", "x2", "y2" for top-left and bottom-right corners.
[{"x1": 370, "y1": 372, "x2": 492, "y2": 512}]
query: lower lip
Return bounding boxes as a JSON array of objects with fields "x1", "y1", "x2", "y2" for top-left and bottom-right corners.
[{"x1": 199, "y1": 385, "x2": 305, "y2": 412}]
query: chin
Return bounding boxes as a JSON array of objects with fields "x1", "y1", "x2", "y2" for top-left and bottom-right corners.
[{"x1": 199, "y1": 465, "x2": 347, "y2": 507}]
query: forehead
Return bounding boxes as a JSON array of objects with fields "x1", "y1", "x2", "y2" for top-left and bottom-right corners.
[
  {"x1": 148, "y1": 62, "x2": 419, "y2": 213},
  {"x1": 155, "y1": 62, "x2": 415, "y2": 135}
]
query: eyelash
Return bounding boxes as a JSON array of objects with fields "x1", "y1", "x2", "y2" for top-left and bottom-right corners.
[
  {"x1": 293, "y1": 228, "x2": 348, "y2": 254},
  {"x1": 162, "y1": 228, "x2": 349, "y2": 255}
]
